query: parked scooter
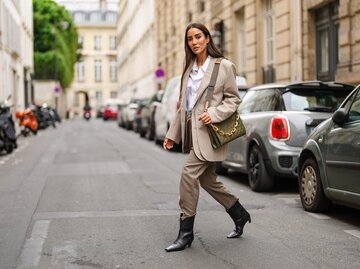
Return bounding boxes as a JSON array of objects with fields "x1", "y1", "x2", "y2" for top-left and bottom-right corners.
[
  {"x1": 15, "y1": 106, "x2": 38, "y2": 136},
  {"x1": 83, "y1": 105, "x2": 91, "y2": 121},
  {"x1": 33, "y1": 104, "x2": 56, "y2": 129},
  {"x1": 0, "y1": 95, "x2": 17, "y2": 153}
]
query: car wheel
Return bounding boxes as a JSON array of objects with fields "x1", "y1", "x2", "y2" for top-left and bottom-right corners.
[
  {"x1": 215, "y1": 162, "x2": 228, "y2": 175},
  {"x1": 154, "y1": 128, "x2": 163, "y2": 145},
  {"x1": 248, "y1": 145, "x2": 274, "y2": 192},
  {"x1": 299, "y1": 158, "x2": 331, "y2": 212},
  {"x1": 5, "y1": 143, "x2": 13, "y2": 154}
]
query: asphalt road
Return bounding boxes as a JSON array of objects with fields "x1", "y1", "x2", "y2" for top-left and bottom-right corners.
[{"x1": 0, "y1": 118, "x2": 359, "y2": 269}]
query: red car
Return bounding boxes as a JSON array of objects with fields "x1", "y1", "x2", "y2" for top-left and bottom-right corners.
[{"x1": 103, "y1": 104, "x2": 118, "y2": 120}]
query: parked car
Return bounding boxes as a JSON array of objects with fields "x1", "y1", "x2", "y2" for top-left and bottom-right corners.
[
  {"x1": 103, "y1": 99, "x2": 123, "y2": 121},
  {"x1": 117, "y1": 102, "x2": 128, "y2": 128},
  {"x1": 139, "y1": 90, "x2": 164, "y2": 139},
  {"x1": 96, "y1": 105, "x2": 105, "y2": 118},
  {"x1": 103, "y1": 104, "x2": 119, "y2": 121},
  {"x1": 133, "y1": 98, "x2": 150, "y2": 133},
  {"x1": 298, "y1": 85, "x2": 360, "y2": 212},
  {"x1": 236, "y1": 75, "x2": 248, "y2": 99},
  {"x1": 154, "y1": 75, "x2": 181, "y2": 145},
  {"x1": 216, "y1": 81, "x2": 355, "y2": 192},
  {"x1": 121, "y1": 98, "x2": 146, "y2": 130}
]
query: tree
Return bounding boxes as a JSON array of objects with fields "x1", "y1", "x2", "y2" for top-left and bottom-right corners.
[{"x1": 33, "y1": 0, "x2": 79, "y2": 89}]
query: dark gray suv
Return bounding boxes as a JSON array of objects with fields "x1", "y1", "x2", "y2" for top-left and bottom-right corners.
[{"x1": 217, "y1": 81, "x2": 354, "y2": 192}]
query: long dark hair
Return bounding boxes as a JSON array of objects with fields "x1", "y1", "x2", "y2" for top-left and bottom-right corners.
[{"x1": 179, "y1": 23, "x2": 224, "y2": 100}]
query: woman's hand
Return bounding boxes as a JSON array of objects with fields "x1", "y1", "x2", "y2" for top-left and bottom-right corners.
[
  {"x1": 198, "y1": 112, "x2": 212, "y2": 125},
  {"x1": 163, "y1": 138, "x2": 174, "y2": 150}
]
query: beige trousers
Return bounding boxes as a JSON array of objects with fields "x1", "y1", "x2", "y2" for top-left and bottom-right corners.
[{"x1": 179, "y1": 149, "x2": 238, "y2": 219}]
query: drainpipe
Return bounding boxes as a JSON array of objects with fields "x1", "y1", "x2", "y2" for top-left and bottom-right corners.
[{"x1": 291, "y1": 0, "x2": 302, "y2": 82}]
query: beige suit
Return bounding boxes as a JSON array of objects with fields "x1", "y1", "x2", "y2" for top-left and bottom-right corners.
[
  {"x1": 166, "y1": 57, "x2": 241, "y2": 219},
  {"x1": 166, "y1": 57, "x2": 240, "y2": 161}
]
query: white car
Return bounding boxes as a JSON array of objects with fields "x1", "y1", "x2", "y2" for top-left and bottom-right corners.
[{"x1": 154, "y1": 75, "x2": 181, "y2": 144}]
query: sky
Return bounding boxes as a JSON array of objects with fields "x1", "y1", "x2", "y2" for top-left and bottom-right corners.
[{"x1": 55, "y1": 0, "x2": 119, "y2": 11}]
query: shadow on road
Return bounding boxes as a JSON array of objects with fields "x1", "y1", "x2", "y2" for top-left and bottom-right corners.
[{"x1": 223, "y1": 170, "x2": 299, "y2": 194}]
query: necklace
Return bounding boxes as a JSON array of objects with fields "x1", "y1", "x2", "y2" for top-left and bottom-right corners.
[{"x1": 194, "y1": 63, "x2": 203, "y2": 73}]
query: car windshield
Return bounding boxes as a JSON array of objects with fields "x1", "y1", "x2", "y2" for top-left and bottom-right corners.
[
  {"x1": 282, "y1": 89, "x2": 351, "y2": 112},
  {"x1": 106, "y1": 104, "x2": 118, "y2": 111}
]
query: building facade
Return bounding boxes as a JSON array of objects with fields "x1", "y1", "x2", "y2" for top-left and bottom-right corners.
[
  {"x1": 155, "y1": 0, "x2": 360, "y2": 87},
  {"x1": 117, "y1": 0, "x2": 157, "y2": 103},
  {"x1": 58, "y1": 0, "x2": 119, "y2": 117},
  {"x1": 0, "y1": 0, "x2": 33, "y2": 111}
]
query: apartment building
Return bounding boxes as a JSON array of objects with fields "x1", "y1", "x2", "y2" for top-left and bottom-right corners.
[
  {"x1": 58, "y1": 0, "x2": 119, "y2": 117},
  {"x1": 0, "y1": 0, "x2": 33, "y2": 111},
  {"x1": 155, "y1": 0, "x2": 360, "y2": 87},
  {"x1": 117, "y1": 0, "x2": 157, "y2": 102}
]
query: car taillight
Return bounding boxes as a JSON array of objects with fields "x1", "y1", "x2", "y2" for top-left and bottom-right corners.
[{"x1": 271, "y1": 116, "x2": 289, "y2": 140}]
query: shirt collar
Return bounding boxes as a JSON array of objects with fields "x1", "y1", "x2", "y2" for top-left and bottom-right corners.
[{"x1": 192, "y1": 56, "x2": 211, "y2": 73}]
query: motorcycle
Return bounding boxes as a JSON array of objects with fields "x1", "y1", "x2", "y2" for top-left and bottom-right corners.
[
  {"x1": 83, "y1": 106, "x2": 91, "y2": 121},
  {"x1": 0, "y1": 95, "x2": 17, "y2": 153},
  {"x1": 15, "y1": 106, "x2": 38, "y2": 136},
  {"x1": 33, "y1": 104, "x2": 56, "y2": 129}
]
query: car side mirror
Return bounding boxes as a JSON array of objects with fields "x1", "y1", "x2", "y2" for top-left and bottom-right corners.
[{"x1": 332, "y1": 108, "x2": 347, "y2": 126}]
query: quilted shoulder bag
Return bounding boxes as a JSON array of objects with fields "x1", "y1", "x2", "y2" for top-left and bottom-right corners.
[{"x1": 205, "y1": 58, "x2": 246, "y2": 149}]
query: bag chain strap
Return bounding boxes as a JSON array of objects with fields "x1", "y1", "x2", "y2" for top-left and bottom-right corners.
[{"x1": 209, "y1": 113, "x2": 240, "y2": 136}]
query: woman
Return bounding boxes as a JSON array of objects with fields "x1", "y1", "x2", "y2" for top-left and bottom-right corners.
[{"x1": 163, "y1": 23, "x2": 251, "y2": 252}]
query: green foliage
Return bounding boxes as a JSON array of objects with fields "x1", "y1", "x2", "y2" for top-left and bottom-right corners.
[{"x1": 33, "y1": 0, "x2": 79, "y2": 88}]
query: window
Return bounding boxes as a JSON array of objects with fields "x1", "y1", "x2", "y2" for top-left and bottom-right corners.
[
  {"x1": 90, "y1": 11, "x2": 101, "y2": 23},
  {"x1": 78, "y1": 36, "x2": 84, "y2": 49},
  {"x1": 110, "y1": 91, "x2": 117, "y2": 98},
  {"x1": 239, "y1": 89, "x2": 279, "y2": 114},
  {"x1": 109, "y1": 36, "x2": 117, "y2": 50},
  {"x1": 263, "y1": 0, "x2": 275, "y2": 83},
  {"x1": 76, "y1": 61, "x2": 85, "y2": 82},
  {"x1": 96, "y1": 91, "x2": 102, "y2": 102},
  {"x1": 282, "y1": 88, "x2": 350, "y2": 112},
  {"x1": 105, "y1": 12, "x2": 117, "y2": 23},
  {"x1": 316, "y1": 1, "x2": 339, "y2": 81},
  {"x1": 95, "y1": 60, "x2": 102, "y2": 82},
  {"x1": 199, "y1": 1, "x2": 205, "y2": 12},
  {"x1": 74, "y1": 12, "x2": 85, "y2": 23},
  {"x1": 110, "y1": 59, "x2": 117, "y2": 81},
  {"x1": 348, "y1": 90, "x2": 360, "y2": 123},
  {"x1": 94, "y1": 36, "x2": 101, "y2": 50},
  {"x1": 236, "y1": 8, "x2": 246, "y2": 75},
  {"x1": 264, "y1": 0, "x2": 275, "y2": 66}
]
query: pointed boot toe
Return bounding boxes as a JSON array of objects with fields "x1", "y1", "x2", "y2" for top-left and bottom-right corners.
[
  {"x1": 165, "y1": 215, "x2": 195, "y2": 252},
  {"x1": 226, "y1": 201, "x2": 251, "y2": 239}
]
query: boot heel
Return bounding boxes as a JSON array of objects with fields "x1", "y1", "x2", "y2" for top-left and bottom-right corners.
[
  {"x1": 187, "y1": 242, "x2": 192, "y2": 248},
  {"x1": 248, "y1": 216, "x2": 252, "y2": 223}
]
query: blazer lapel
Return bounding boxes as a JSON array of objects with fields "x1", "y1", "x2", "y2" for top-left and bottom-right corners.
[
  {"x1": 180, "y1": 62, "x2": 193, "y2": 110},
  {"x1": 193, "y1": 57, "x2": 216, "y2": 107}
]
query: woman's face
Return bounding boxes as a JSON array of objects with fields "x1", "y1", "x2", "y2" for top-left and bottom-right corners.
[{"x1": 186, "y1": 27, "x2": 209, "y2": 56}]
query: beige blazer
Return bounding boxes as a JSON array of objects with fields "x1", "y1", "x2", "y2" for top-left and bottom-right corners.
[{"x1": 166, "y1": 57, "x2": 240, "y2": 162}]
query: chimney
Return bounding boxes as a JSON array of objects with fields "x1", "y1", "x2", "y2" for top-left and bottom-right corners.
[{"x1": 100, "y1": 0, "x2": 107, "y2": 10}]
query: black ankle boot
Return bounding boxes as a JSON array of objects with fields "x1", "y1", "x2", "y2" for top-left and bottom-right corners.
[
  {"x1": 165, "y1": 214, "x2": 195, "y2": 252},
  {"x1": 226, "y1": 200, "x2": 251, "y2": 238}
]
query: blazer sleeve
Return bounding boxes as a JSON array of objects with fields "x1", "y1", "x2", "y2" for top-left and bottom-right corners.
[
  {"x1": 165, "y1": 108, "x2": 182, "y2": 144},
  {"x1": 207, "y1": 61, "x2": 240, "y2": 123}
]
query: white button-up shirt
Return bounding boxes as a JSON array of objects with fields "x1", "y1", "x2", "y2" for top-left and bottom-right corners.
[{"x1": 186, "y1": 56, "x2": 211, "y2": 111}]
